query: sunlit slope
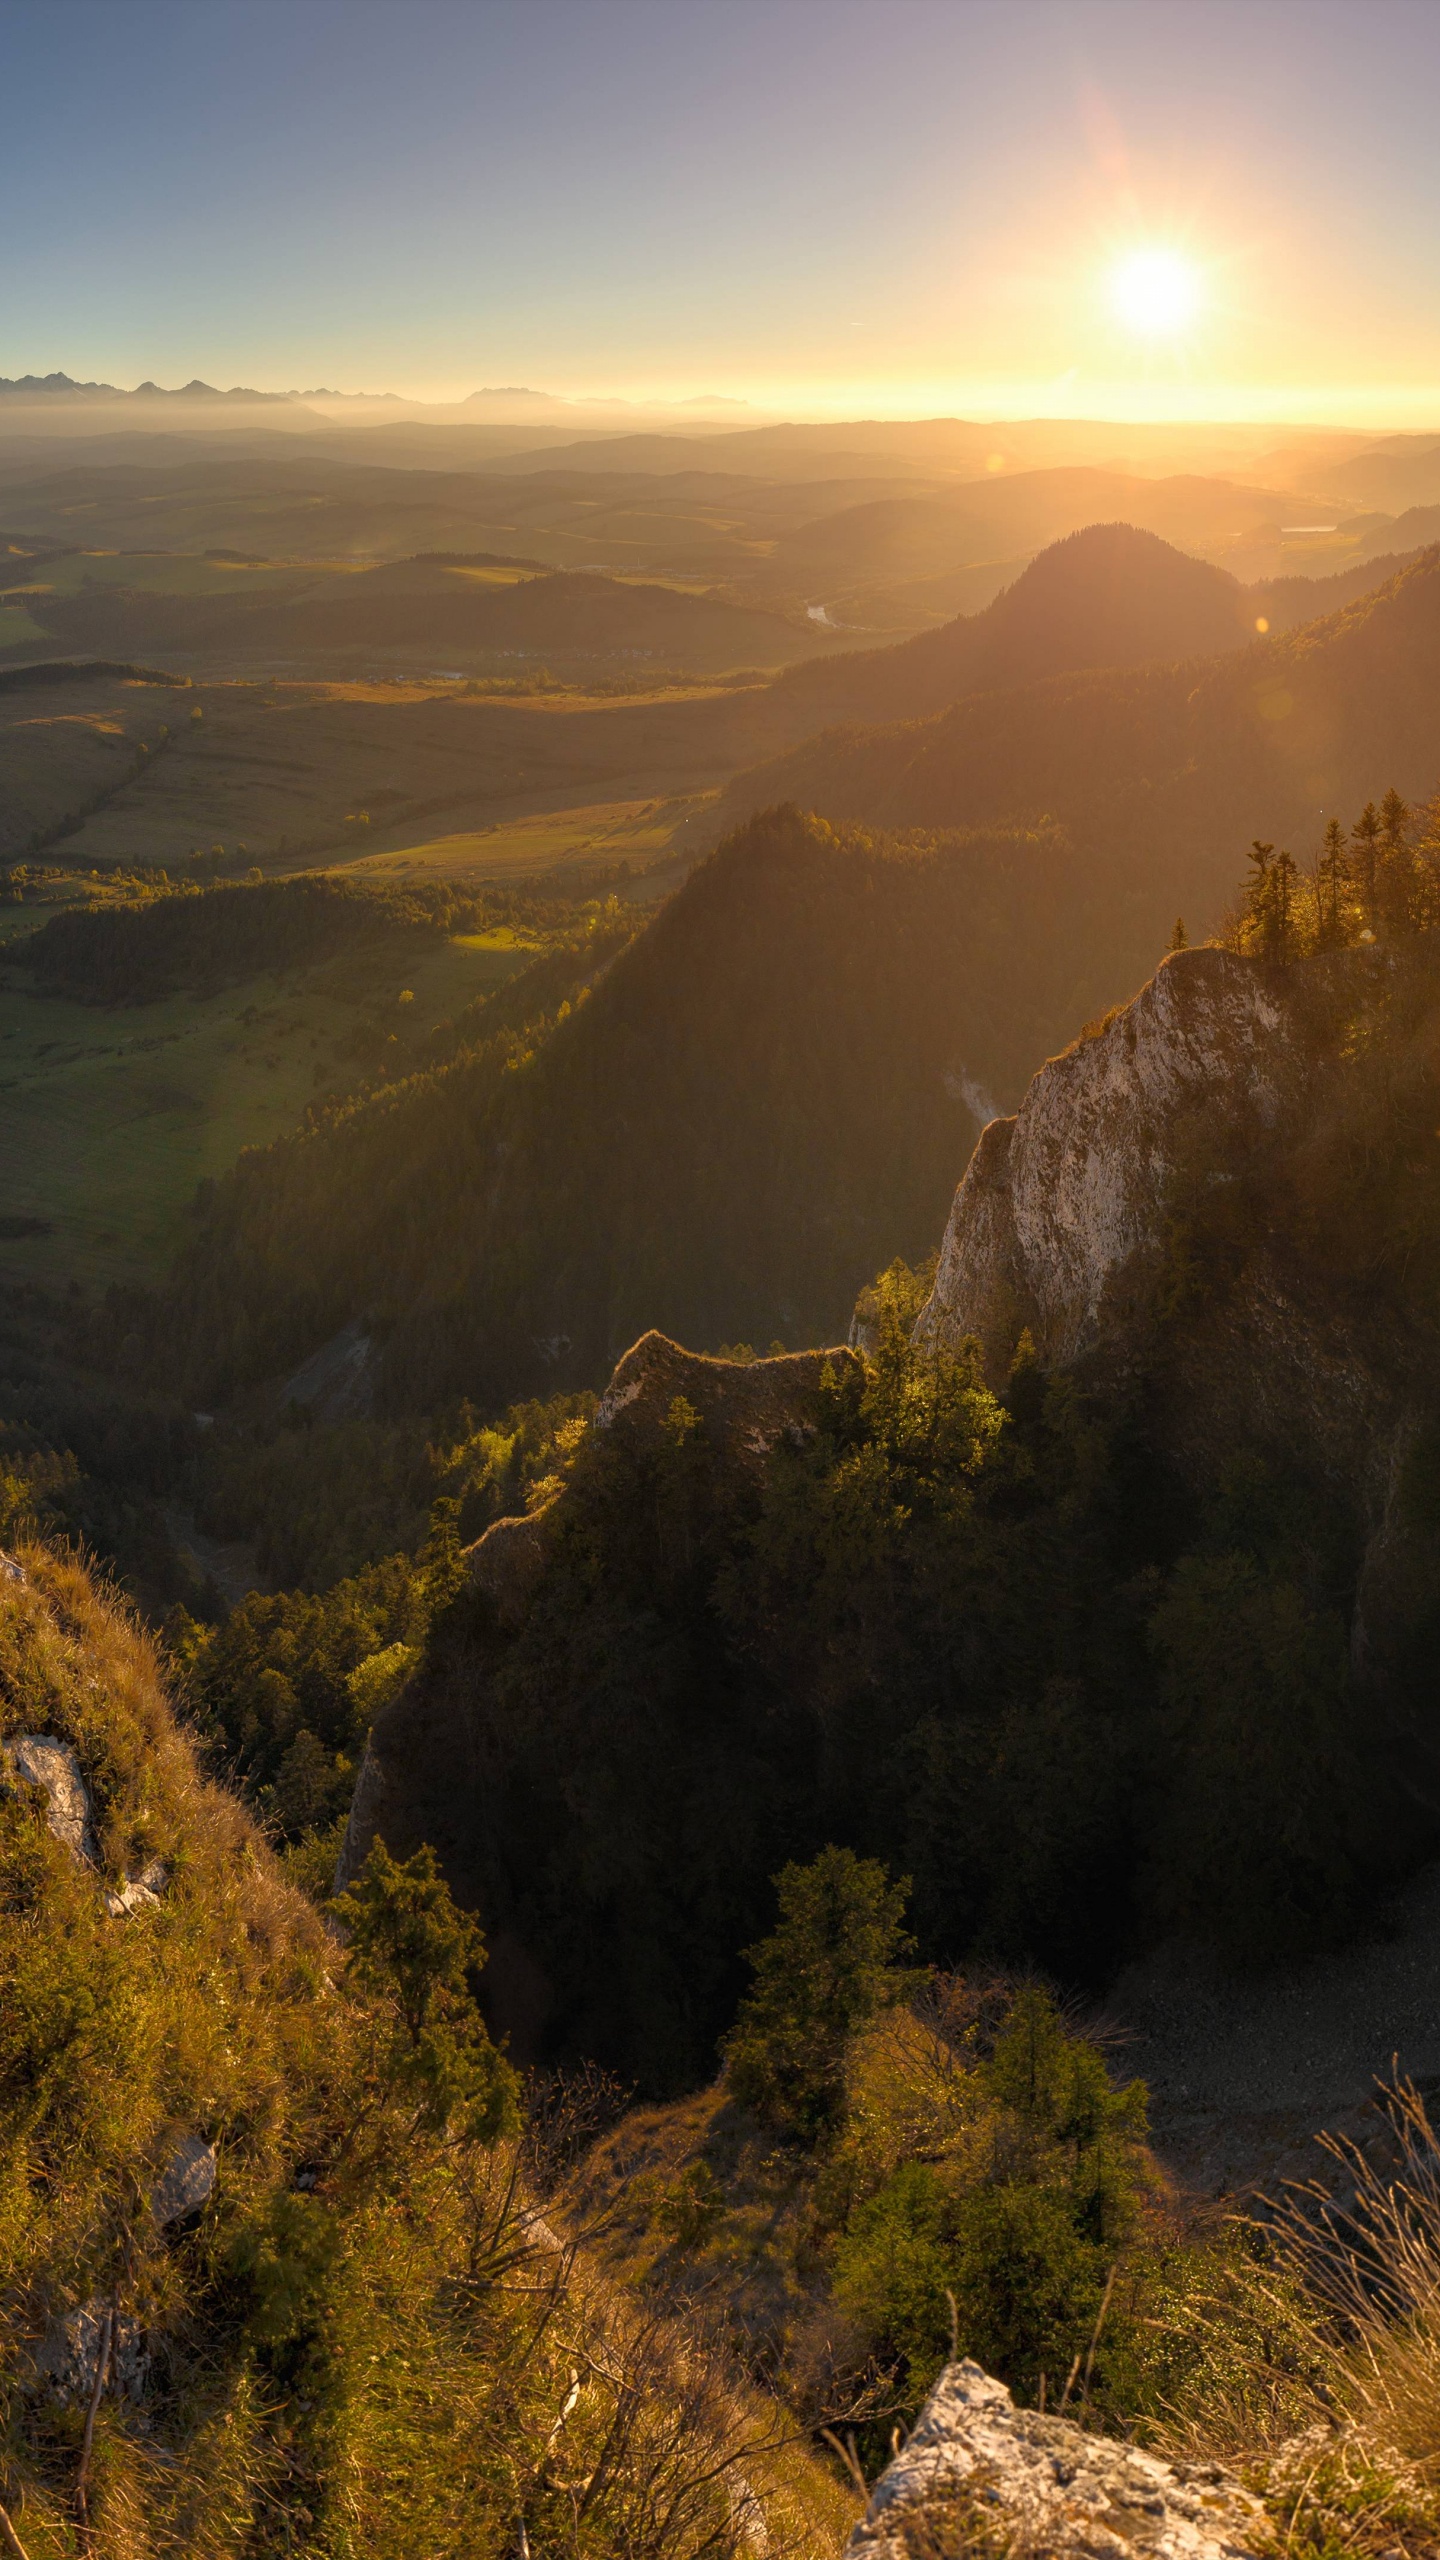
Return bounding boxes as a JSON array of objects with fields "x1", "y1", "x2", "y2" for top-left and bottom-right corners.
[
  {"x1": 0, "y1": 672, "x2": 795, "y2": 870},
  {"x1": 721, "y1": 546, "x2": 1440, "y2": 927},
  {"x1": 0, "y1": 925, "x2": 525, "y2": 1289}
]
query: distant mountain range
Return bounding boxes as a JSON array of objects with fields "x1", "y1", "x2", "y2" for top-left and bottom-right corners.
[{"x1": 0, "y1": 373, "x2": 301, "y2": 402}]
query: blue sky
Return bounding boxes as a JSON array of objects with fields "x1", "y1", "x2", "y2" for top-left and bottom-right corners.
[{"x1": 5, "y1": 0, "x2": 1440, "y2": 418}]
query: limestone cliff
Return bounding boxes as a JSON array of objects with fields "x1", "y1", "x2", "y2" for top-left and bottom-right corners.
[
  {"x1": 913, "y1": 937, "x2": 1440, "y2": 1792},
  {"x1": 915, "y1": 946, "x2": 1305, "y2": 1373}
]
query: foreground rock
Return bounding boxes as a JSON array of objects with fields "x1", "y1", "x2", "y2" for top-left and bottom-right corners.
[
  {"x1": 849, "y1": 2362, "x2": 1263, "y2": 2559},
  {"x1": 3, "y1": 1732, "x2": 99, "y2": 1863}
]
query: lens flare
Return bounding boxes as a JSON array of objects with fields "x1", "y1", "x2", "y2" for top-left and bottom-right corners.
[{"x1": 1109, "y1": 248, "x2": 1201, "y2": 336}]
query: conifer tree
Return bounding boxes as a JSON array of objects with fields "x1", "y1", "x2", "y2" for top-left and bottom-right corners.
[
  {"x1": 1351, "y1": 801, "x2": 1383, "y2": 927},
  {"x1": 1378, "y1": 787, "x2": 1414, "y2": 935},
  {"x1": 1313, "y1": 820, "x2": 1349, "y2": 951}
]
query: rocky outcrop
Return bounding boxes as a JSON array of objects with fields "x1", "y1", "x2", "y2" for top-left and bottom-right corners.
[
  {"x1": 30, "y1": 2136, "x2": 217, "y2": 2404},
  {"x1": 590, "y1": 1330, "x2": 856, "y2": 1467},
  {"x1": 335, "y1": 1332, "x2": 857, "y2": 1919},
  {"x1": 916, "y1": 947, "x2": 1304, "y2": 1373},
  {"x1": 466, "y1": 1505, "x2": 557, "y2": 1627},
  {"x1": 849, "y1": 2361, "x2": 1263, "y2": 2558},
  {"x1": 150, "y1": 2131, "x2": 217, "y2": 2227},
  {"x1": 3, "y1": 1733, "x2": 99, "y2": 1863}
]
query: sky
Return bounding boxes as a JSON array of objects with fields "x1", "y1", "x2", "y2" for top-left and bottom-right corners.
[{"x1": 5, "y1": 0, "x2": 1440, "y2": 424}]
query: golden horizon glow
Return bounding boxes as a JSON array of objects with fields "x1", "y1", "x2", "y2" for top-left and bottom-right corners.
[{"x1": 1108, "y1": 248, "x2": 1203, "y2": 338}]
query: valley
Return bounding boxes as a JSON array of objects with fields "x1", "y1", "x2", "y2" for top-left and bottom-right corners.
[{"x1": 9, "y1": 392, "x2": 1440, "y2": 2560}]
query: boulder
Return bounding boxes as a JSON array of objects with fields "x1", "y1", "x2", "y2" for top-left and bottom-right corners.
[
  {"x1": 33, "y1": 2300, "x2": 149, "y2": 2404},
  {"x1": 150, "y1": 2131, "x2": 217, "y2": 2226},
  {"x1": 2, "y1": 1733, "x2": 98, "y2": 1864},
  {"x1": 848, "y1": 2361, "x2": 1263, "y2": 2559}
]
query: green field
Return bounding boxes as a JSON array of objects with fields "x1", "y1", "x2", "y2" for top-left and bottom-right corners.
[
  {"x1": 0, "y1": 605, "x2": 53, "y2": 648},
  {"x1": 342, "y1": 791, "x2": 715, "y2": 882},
  {"x1": 0, "y1": 930, "x2": 529, "y2": 1292}
]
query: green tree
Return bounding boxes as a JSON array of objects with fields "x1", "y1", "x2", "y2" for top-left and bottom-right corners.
[
  {"x1": 1313, "y1": 820, "x2": 1350, "y2": 951},
  {"x1": 722, "y1": 1847, "x2": 916, "y2": 2140},
  {"x1": 330, "y1": 1840, "x2": 519, "y2": 2145},
  {"x1": 983, "y1": 1985, "x2": 1149, "y2": 2246},
  {"x1": 1351, "y1": 801, "x2": 1383, "y2": 927},
  {"x1": 1377, "y1": 787, "x2": 1415, "y2": 935}
]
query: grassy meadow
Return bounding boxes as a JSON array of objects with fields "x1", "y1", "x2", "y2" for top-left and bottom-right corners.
[
  {"x1": 342, "y1": 788, "x2": 717, "y2": 882},
  {"x1": 0, "y1": 927, "x2": 530, "y2": 1292},
  {"x1": 0, "y1": 668, "x2": 781, "y2": 872}
]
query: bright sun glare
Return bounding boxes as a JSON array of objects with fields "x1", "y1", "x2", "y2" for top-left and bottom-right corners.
[{"x1": 1109, "y1": 248, "x2": 1201, "y2": 337}]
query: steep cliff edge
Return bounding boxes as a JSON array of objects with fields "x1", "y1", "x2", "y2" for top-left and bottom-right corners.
[
  {"x1": 337, "y1": 1331, "x2": 862, "y2": 2079},
  {"x1": 915, "y1": 946, "x2": 1305, "y2": 1373}
]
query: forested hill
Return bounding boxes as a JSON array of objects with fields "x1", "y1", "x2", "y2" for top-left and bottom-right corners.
[
  {"x1": 721, "y1": 545, "x2": 1440, "y2": 922},
  {"x1": 772, "y1": 523, "x2": 1255, "y2": 729},
  {"x1": 153, "y1": 807, "x2": 1141, "y2": 1413}
]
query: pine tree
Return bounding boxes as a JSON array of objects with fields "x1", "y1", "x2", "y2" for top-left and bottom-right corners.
[
  {"x1": 1269, "y1": 848, "x2": 1299, "y2": 964},
  {"x1": 1313, "y1": 820, "x2": 1349, "y2": 951},
  {"x1": 1168, "y1": 917, "x2": 1188, "y2": 952},
  {"x1": 1243, "y1": 839, "x2": 1274, "y2": 957},
  {"x1": 1351, "y1": 802, "x2": 1383, "y2": 928},
  {"x1": 1378, "y1": 786, "x2": 1414, "y2": 935},
  {"x1": 721, "y1": 1846, "x2": 916, "y2": 2139}
]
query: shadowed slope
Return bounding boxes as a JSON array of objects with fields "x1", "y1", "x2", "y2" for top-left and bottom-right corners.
[
  {"x1": 774, "y1": 523, "x2": 1259, "y2": 727},
  {"x1": 159, "y1": 807, "x2": 1126, "y2": 1412}
]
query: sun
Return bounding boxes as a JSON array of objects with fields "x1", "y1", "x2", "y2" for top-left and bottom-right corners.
[{"x1": 1109, "y1": 247, "x2": 1202, "y2": 337}]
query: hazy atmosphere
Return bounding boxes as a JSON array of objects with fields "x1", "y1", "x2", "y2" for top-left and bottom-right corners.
[
  {"x1": 7, "y1": 0, "x2": 1440, "y2": 416},
  {"x1": 10, "y1": 7, "x2": 1440, "y2": 2559}
]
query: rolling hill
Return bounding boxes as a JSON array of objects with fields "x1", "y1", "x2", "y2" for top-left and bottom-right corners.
[
  {"x1": 720, "y1": 546, "x2": 1440, "y2": 932},
  {"x1": 773, "y1": 523, "x2": 1262, "y2": 728},
  {"x1": 20, "y1": 561, "x2": 830, "y2": 677}
]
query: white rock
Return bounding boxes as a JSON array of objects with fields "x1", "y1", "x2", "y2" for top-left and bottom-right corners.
[
  {"x1": 848, "y1": 2362, "x2": 1263, "y2": 2559},
  {"x1": 917, "y1": 949, "x2": 1300, "y2": 1371},
  {"x1": 34, "y1": 2299, "x2": 149, "y2": 2403},
  {"x1": 150, "y1": 2132, "x2": 217, "y2": 2226},
  {"x1": 3, "y1": 1734, "x2": 98, "y2": 1863},
  {"x1": 105, "y1": 1858, "x2": 169, "y2": 1918}
]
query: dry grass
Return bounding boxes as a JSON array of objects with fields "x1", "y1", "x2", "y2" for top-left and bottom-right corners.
[{"x1": 0, "y1": 1548, "x2": 856, "y2": 2560}]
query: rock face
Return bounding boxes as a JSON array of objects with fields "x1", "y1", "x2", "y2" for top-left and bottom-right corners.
[
  {"x1": 849, "y1": 2361, "x2": 1263, "y2": 2559},
  {"x1": 916, "y1": 947, "x2": 1302, "y2": 1373}
]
